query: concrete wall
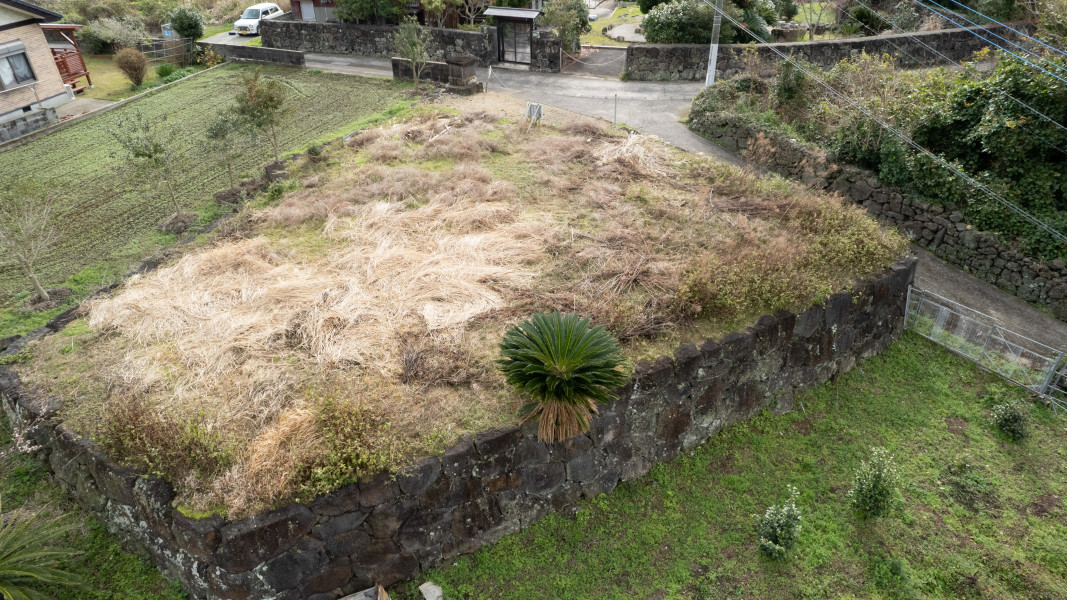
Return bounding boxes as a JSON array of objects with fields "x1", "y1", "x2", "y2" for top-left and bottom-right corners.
[
  {"x1": 624, "y1": 21, "x2": 1035, "y2": 81},
  {"x1": 262, "y1": 19, "x2": 498, "y2": 66},
  {"x1": 196, "y1": 41, "x2": 306, "y2": 66},
  {"x1": 1, "y1": 257, "x2": 915, "y2": 600},
  {"x1": 0, "y1": 105, "x2": 55, "y2": 141},
  {"x1": 688, "y1": 111, "x2": 1067, "y2": 321},
  {"x1": 0, "y1": 23, "x2": 70, "y2": 119}
]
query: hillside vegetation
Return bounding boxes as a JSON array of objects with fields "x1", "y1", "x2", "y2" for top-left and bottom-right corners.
[{"x1": 17, "y1": 100, "x2": 906, "y2": 517}]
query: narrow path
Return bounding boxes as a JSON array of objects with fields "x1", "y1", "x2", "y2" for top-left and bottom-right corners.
[{"x1": 305, "y1": 54, "x2": 1066, "y2": 349}]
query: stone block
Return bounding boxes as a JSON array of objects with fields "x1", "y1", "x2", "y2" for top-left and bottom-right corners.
[{"x1": 215, "y1": 505, "x2": 317, "y2": 572}]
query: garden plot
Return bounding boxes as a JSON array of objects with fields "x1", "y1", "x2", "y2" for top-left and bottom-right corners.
[
  {"x1": 18, "y1": 102, "x2": 906, "y2": 517},
  {"x1": 0, "y1": 64, "x2": 408, "y2": 337}
]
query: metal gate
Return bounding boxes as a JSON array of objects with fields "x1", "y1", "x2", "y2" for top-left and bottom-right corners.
[
  {"x1": 905, "y1": 287, "x2": 1067, "y2": 412},
  {"x1": 498, "y1": 21, "x2": 532, "y2": 64}
]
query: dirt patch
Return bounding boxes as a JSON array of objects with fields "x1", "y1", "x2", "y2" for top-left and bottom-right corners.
[
  {"x1": 707, "y1": 453, "x2": 738, "y2": 476},
  {"x1": 945, "y1": 417, "x2": 969, "y2": 435},
  {"x1": 1029, "y1": 493, "x2": 1063, "y2": 517},
  {"x1": 791, "y1": 418, "x2": 813, "y2": 435},
  {"x1": 20, "y1": 287, "x2": 73, "y2": 312},
  {"x1": 158, "y1": 212, "x2": 198, "y2": 235}
]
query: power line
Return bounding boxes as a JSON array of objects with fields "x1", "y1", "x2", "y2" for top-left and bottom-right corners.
[
  {"x1": 910, "y1": 0, "x2": 1067, "y2": 82},
  {"x1": 941, "y1": 0, "x2": 1067, "y2": 59},
  {"x1": 844, "y1": 0, "x2": 1067, "y2": 156},
  {"x1": 918, "y1": 0, "x2": 1067, "y2": 73},
  {"x1": 701, "y1": 2, "x2": 1067, "y2": 246}
]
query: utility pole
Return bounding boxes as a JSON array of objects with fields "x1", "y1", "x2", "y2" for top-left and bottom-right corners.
[{"x1": 705, "y1": 0, "x2": 724, "y2": 87}]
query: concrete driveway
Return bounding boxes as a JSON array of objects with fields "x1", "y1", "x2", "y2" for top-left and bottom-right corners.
[{"x1": 201, "y1": 30, "x2": 255, "y2": 45}]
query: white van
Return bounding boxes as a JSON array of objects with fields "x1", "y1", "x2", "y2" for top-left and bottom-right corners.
[{"x1": 233, "y1": 3, "x2": 284, "y2": 36}]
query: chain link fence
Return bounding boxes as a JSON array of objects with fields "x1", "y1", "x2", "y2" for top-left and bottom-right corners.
[{"x1": 905, "y1": 287, "x2": 1067, "y2": 412}]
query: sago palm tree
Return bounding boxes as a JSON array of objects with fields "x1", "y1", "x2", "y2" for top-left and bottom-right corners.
[
  {"x1": 0, "y1": 499, "x2": 83, "y2": 600},
  {"x1": 497, "y1": 312, "x2": 631, "y2": 442}
]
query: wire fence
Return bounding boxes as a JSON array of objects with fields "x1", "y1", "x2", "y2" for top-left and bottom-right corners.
[
  {"x1": 905, "y1": 287, "x2": 1067, "y2": 412},
  {"x1": 139, "y1": 37, "x2": 195, "y2": 66}
]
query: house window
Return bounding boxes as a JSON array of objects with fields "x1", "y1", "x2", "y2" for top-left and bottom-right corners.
[{"x1": 0, "y1": 42, "x2": 37, "y2": 91}]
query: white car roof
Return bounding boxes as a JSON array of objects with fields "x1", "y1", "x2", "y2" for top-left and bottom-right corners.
[{"x1": 247, "y1": 3, "x2": 279, "y2": 9}]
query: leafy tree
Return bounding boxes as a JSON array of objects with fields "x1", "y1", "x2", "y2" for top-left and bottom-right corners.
[
  {"x1": 169, "y1": 6, "x2": 204, "y2": 40},
  {"x1": 233, "y1": 69, "x2": 289, "y2": 163},
  {"x1": 107, "y1": 109, "x2": 189, "y2": 218},
  {"x1": 496, "y1": 312, "x2": 630, "y2": 443},
  {"x1": 541, "y1": 0, "x2": 591, "y2": 53},
  {"x1": 0, "y1": 179, "x2": 59, "y2": 303},
  {"x1": 203, "y1": 112, "x2": 250, "y2": 190},
  {"x1": 0, "y1": 500, "x2": 84, "y2": 599},
  {"x1": 336, "y1": 0, "x2": 406, "y2": 23},
  {"x1": 422, "y1": 0, "x2": 461, "y2": 27},
  {"x1": 394, "y1": 16, "x2": 433, "y2": 91}
]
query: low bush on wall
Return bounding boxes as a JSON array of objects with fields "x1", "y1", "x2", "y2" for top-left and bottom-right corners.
[{"x1": 693, "y1": 49, "x2": 1067, "y2": 261}]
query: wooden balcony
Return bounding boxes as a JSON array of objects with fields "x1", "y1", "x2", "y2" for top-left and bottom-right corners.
[{"x1": 41, "y1": 23, "x2": 92, "y2": 93}]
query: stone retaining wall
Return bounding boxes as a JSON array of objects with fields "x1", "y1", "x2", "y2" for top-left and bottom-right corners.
[
  {"x1": 531, "y1": 31, "x2": 561, "y2": 73},
  {"x1": 0, "y1": 107, "x2": 57, "y2": 143},
  {"x1": 624, "y1": 21, "x2": 1034, "y2": 81},
  {"x1": 0, "y1": 257, "x2": 915, "y2": 599},
  {"x1": 197, "y1": 41, "x2": 306, "y2": 66},
  {"x1": 687, "y1": 112, "x2": 1067, "y2": 321},
  {"x1": 262, "y1": 20, "x2": 497, "y2": 66}
]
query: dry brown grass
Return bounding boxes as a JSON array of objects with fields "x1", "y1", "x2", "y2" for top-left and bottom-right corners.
[{"x1": 21, "y1": 104, "x2": 906, "y2": 516}]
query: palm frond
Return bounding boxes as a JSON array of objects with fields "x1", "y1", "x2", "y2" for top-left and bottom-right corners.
[
  {"x1": 497, "y1": 312, "x2": 630, "y2": 442},
  {"x1": 0, "y1": 499, "x2": 84, "y2": 600}
]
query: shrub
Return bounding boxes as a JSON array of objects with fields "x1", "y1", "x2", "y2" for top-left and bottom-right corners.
[
  {"x1": 0, "y1": 500, "x2": 84, "y2": 597},
  {"x1": 497, "y1": 312, "x2": 631, "y2": 442},
  {"x1": 888, "y1": 0, "x2": 920, "y2": 30},
  {"x1": 542, "y1": 0, "x2": 591, "y2": 54},
  {"x1": 159, "y1": 65, "x2": 197, "y2": 83},
  {"x1": 778, "y1": 0, "x2": 799, "y2": 21},
  {"x1": 155, "y1": 62, "x2": 175, "y2": 78},
  {"x1": 990, "y1": 400, "x2": 1029, "y2": 442},
  {"x1": 114, "y1": 47, "x2": 148, "y2": 86},
  {"x1": 849, "y1": 5, "x2": 891, "y2": 34},
  {"x1": 99, "y1": 395, "x2": 235, "y2": 482},
  {"x1": 169, "y1": 6, "x2": 204, "y2": 40},
  {"x1": 76, "y1": 16, "x2": 148, "y2": 54},
  {"x1": 755, "y1": 485, "x2": 802, "y2": 559},
  {"x1": 643, "y1": 0, "x2": 740, "y2": 44},
  {"x1": 847, "y1": 446, "x2": 902, "y2": 519},
  {"x1": 296, "y1": 397, "x2": 406, "y2": 500}
]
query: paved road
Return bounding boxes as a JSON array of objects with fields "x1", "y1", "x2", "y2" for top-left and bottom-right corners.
[{"x1": 305, "y1": 53, "x2": 1067, "y2": 350}]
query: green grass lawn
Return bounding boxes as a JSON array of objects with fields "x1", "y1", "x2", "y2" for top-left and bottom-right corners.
[
  {"x1": 582, "y1": 4, "x2": 644, "y2": 47},
  {"x1": 0, "y1": 64, "x2": 409, "y2": 338},
  {"x1": 401, "y1": 333, "x2": 1067, "y2": 599},
  {"x1": 81, "y1": 55, "x2": 162, "y2": 101}
]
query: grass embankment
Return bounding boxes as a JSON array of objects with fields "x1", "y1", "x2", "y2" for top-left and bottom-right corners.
[
  {"x1": 405, "y1": 333, "x2": 1067, "y2": 599},
  {"x1": 0, "y1": 413, "x2": 187, "y2": 599},
  {"x1": 18, "y1": 101, "x2": 905, "y2": 518},
  {"x1": 0, "y1": 64, "x2": 409, "y2": 338},
  {"x1": 582, "y1": 4, "x2": 644, "y2": 47}
]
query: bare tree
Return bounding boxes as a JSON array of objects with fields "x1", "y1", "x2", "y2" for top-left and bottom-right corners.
[
  {"x1": 0, "y1": 178, "x2": 59, "y2": 303},
  {"x1": 458, "y1": 0, "x2": 490, "y2": 25},
  {"x1": 804, "y1": 0, "x2": 834, "y2": 40}
]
